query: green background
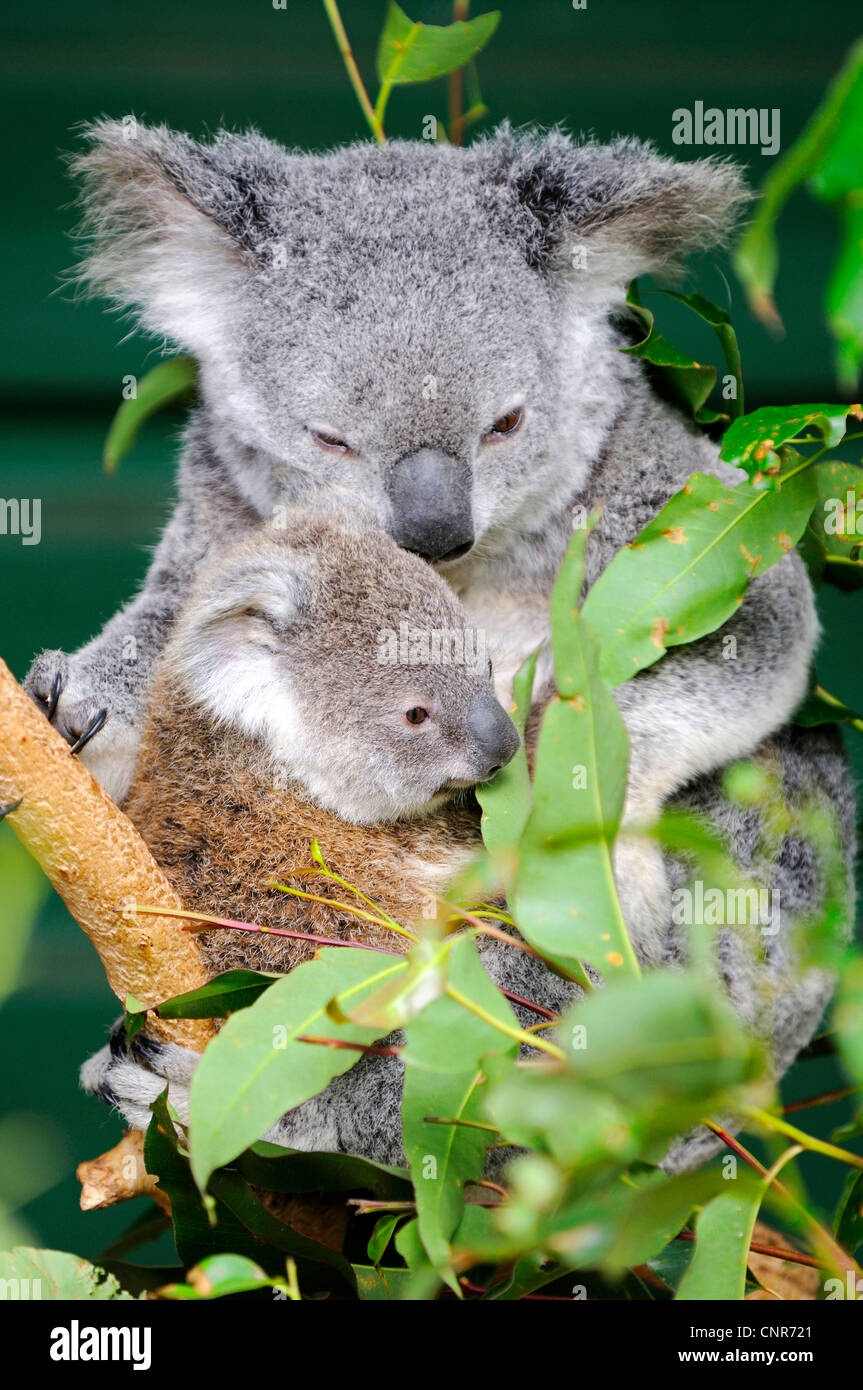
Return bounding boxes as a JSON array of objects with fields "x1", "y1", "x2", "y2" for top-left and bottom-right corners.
[{"x1": 1, "y1": 0, "x2": 861, "y2": 1266}]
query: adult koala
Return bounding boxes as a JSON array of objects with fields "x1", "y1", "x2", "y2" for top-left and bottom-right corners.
[{"x1": 32, "y1": 120, "x2": 854, "y2": 1165}]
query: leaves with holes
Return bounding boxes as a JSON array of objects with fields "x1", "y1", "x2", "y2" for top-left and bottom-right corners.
[{"x1": 580, "y1": 461, "x2": 818, "y2": 689}]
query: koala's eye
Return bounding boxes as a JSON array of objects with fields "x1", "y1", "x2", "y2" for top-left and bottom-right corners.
[
  {"x1": 310, "y1": 427, "x2": 353, "y2": 456},
  {"x1": 484, "y1": 406, "x2": 524, "y2": 442},
  {"x1": 405, "y1": 707, "x2": 429, "y2": 726}
]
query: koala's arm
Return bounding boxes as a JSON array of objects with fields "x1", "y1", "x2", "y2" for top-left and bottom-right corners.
[
  {"x1": 81, "y1": 1020, "x2": 410, "y2": 1167},
  {"x1": 25, "y1": 497, "x2": 204, "y2": 804},
  {"x1": 611, "y1": 550, "x2": 817, "y2": 823}
]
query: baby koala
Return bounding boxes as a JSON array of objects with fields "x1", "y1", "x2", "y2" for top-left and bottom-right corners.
[{"x1": 120, "y1": 508, "x2": 520, "y2": 977}]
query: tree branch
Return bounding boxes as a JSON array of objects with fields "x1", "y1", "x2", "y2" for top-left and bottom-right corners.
[{"x1": 0, "y1": 658, "x2": 212, "y2": 1051}]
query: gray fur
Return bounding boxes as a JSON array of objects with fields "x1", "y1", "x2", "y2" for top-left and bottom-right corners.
[{"x1": 40, "y1": 120, "x2": 853, "y2": 1170}]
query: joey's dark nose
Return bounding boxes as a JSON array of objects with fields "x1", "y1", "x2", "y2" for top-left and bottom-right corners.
[
  {"x1": 387, "y1": 449, "x2": 473, "y2": 563},
  {"x1": 467, "y1": 693, "x2": 520, "y2": 779}
]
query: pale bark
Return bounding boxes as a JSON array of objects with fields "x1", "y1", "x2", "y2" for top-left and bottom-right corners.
[{"x1": 0, "y1": 658, "x2": 213, "y2": 1050}]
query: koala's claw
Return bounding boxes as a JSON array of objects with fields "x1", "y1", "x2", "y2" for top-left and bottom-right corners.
[
  {"x1": 0, "y1": 798, "x2": 23, "y2": 821},
  {"x1": 69, "y1": 707, "x2": 108, "y2": 755},
  {"x1": 25, "y1": 649, "x2": 110, "y2": 756},
  {"x1": 46, "y1": 670, "x2": 63, "y2": 722}
]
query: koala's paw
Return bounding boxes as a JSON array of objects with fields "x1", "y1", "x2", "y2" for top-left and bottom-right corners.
[
  {"x1": 25, "y1": 649, "x2": 108, "y2": 754},
  {"x1": 25, "y1": 649, "x2": 141, "y2": 802},
  {"x1": 80, "y1": 1019, "x2": 199, "y2": 1132}
]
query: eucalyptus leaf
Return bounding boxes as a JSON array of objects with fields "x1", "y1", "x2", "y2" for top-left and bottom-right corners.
[
  {"x1": 376, "y1": 2, "x2": 499, "y2": 86},
  {"x1": 402, "y1": 1068, "x2": 490, "y2": 1291},
  {"x1": 0, "y1": 1248, "x2": 135, "y2": 1301},
  {"x1": 719, "y1": 403, "x2": 852, "y2": 477},
  {"x1": 797, "y1": 458, "x2": 863, "y2": 591},
  {"x1": 157, "y1": 969, "x2": 280, "y2": 1019},
  {"x1": 581, "y1": 460, "x2": 818, "y2": 689},
  {"x1": 477, "y1": 647, "x2": 538, "y2": 861},
  {"x1": 188, "y1": 948, "x2": 406, "y2": 1191},
  {"x1": 103, "y1": 355, "x2": 197, "y2": 473},
  {"x1": 513, "y1": 520, "x2": 637, "y2": 979},
  {"x1": 833, "y1": 1169, "x2": 863, "y2": 1256},
  {"x1": 676, "y1": 1184, "x2": 765, "y2": 1300}
]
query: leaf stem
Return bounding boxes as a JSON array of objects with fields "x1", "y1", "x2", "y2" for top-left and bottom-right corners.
[
  {"x1": 708, "y1": 1123, "x2": 860, "y2": 1278},
  {"x1": 131, "y1": 902, "x2": 402, "y2": 955},
  {"x1": 448, "y1": 0, "x2": 470, "y2": 146},
  {"x1": 445, "y1": 984, "x2": 566, "y2": 1060},
  {"x1": 267, "y1": 880, "x2": 418, "y2": 943},
  {"x1": 741, "y1": 1104, "x2": 863, "y2": 1170},
  {"x1": 321, "y1": 0, "x2": 386, "y2": 142}
]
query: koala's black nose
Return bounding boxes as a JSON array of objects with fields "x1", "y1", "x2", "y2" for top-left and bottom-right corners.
[
  {"x1": 467, "y1": 693, "x2": 520, "y2": 779},
  {"x1": 387, "y1": 449, "x2": 474, "y2": 563}
]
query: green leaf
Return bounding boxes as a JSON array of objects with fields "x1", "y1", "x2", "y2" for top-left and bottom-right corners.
[
  {"x1": 676, "y1": 1184, "x2": 765, "y2": 1300},
  {"x1": 376, "y1": 3, "x2": 500, "y2": 86},
  {"x1": 0, "y1": 826, "x2": 49, "y2": 1004},
  {"x1": 795, "y1": 681, "x2": 863, "y2": 730},
  {"x1": 490, "y1": 1169, "x2": 721, "y2": 1274},
  {"x1": 477, "y1": 647, "x2": 538, "y2": 861},
  {"x1": 188, "y1": 948, "x2": 406, "y2": 1192},
  {"x1": 719, "y1": 403, "x2": 852, "y2": 477},
  {"x1": 159, "y1": 1254, "x2": 280, "y2": 1301},
  {"x1": 797, "y1": 458, "x2": 863, "y2": 591},
  {"x1": 834, "y1": 1170, "x2": 863, "y2": 1256},
  {"x1": 512, "y1": 521, "x2": 637, "y2": 979},
  {"x1": 403, "y1": 1070, "x2": 490, "y2": 1290},
  {"x1": 482, "y1": 1065, "x2": 638, "y2": 1175},
  {"x1": 367, "y1": 1213, "x2": 402, "y2": 1267},
  {"x1": 393, "y1": 1216, "x2": 445, "y2": 1300},
  {"x1": 124, "y1": 993, "x2": 148, "y2": 1042},
  {"x1": 207, "y1": 1169, "x2": 355, "y2": 1287},
  {"x1": 733, "y1": 37, "x2": 863, "y2": 379},
  {"x1": 835, "y1": 951, "x2": 863, "y2": 1092},
  {"x1": 102, "y1": 356, "x2": 197, "y2": 473},
  {"x1": 604, "y1": 1170, "x2": 727, "y2": 1275},
  {"x1": 826, "y1": 201, "x2": 863, "y2": 391},
  {"x1": 659, "y1": 289, "x2": 745, "y2": 419},
  {"x1": 353, "y1": 1264, "x2": 415, "y2": 1300},
  {"x1": 402, "y1": 931, "x2": 519, "y2": 1073},
  {"x1": 235, "y1": 1142, "x2": 410, "y2": 1197},
  {"x1": 328, "y1": 934, "x2": 443, "y2": 1032},
  {"x1": 560, "y1": 970, "x2": 764, "y2": 1140},
  {"x1": 402, "y1": 935, "x2": 517, "y2": 1288},
  {"x1": 581, "y1": 461, "x2": 819, "y2": 689},
  {"x1": 623, "y1": 283, "x2": 742, "y2": 423},
  {"x1": 157, "y1": 970, "x2": 280, "y2": 1019},
  {"x1": 145, "y1": 1093, "x2": 353, "y2": 1288},
  {"x1": 0, "y1": 1248, "x2": 135, "y2": 1300}
]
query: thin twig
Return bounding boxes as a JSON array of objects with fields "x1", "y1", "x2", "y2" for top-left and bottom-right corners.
[
  {"x1": 448, "y1": 1, "x2": 470, "y2": 146},
  {"x1": 321, "y1": 0, "x2": 385, "y2": 142}
]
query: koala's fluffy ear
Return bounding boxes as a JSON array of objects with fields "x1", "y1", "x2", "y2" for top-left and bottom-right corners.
[
  {"x1": 164, "y1": 545, "x2": 310, "y2": 734},
  {"x1": 481, "y1": 125, "x2": 749, "y2": 303},
  {"x1": 70, "y1": 118, "x2": 286, "y2": 352}
]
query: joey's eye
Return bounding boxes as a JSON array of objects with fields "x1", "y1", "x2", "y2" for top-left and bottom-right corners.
[
  {"x1": 405, "y1": 707, "x2": 429, "y2": 726},
  {"x1": 310, "y1": 427, "x2": 352, "y2": 455},
  {"x1": 484, "y1": 406, "x2": 524, "y2": 441}
]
